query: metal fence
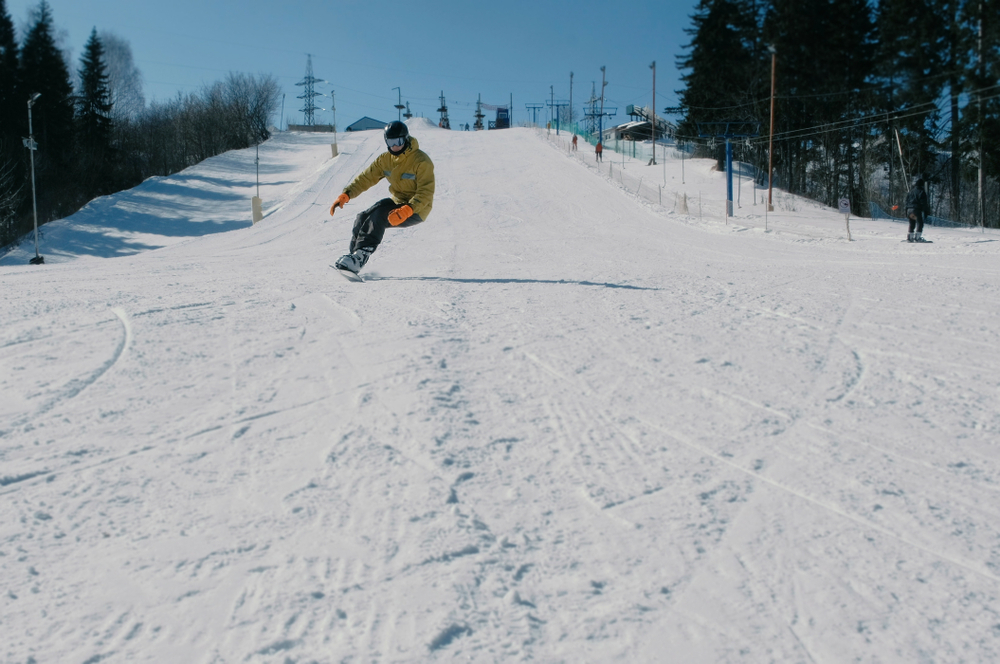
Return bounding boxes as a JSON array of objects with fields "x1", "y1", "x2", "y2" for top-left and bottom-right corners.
[
  {"x1": 550, "y1": 122, "x2": 691, "y2": 165},
  {"x1": 538, "y1": 126, "x2": 775, "y2": 223}
]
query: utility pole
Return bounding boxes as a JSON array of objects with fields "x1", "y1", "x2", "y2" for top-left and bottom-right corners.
[
  {"x1": 767, "y1": 45, "x2": 777, "y2": 212},
  {"x1": 588, "y1": 82, "x2": 597, "y2": 135},
  {"x1": 598, "y1": 67, "x2": 610, "y2": 145},
  {"x1": 650, "y1": 61, "x2": 657, "y2": 165},
  {"x1": 296, "y1": 54, "x2": 323, "y2": 126},
  {"x1": 569, "y1": 72, "x2": 574, "y2": 128}
]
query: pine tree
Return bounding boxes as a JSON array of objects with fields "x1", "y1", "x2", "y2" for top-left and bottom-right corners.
[
  {"x1": 980, "y1": 0, "x2": 1000, "y2": 184},
  {"x1": 76, "y1": 27, "x2": 113, "y2": 197},
  {"x1": 761, "y1": 0, "x2": 827, "y2": 196},
  {"x1": 823, "y1": 0, "x2": 878, "y2": 210},
  {"x1": 0, "y1": 0, "x2": 21, "y2": 150},
  {"x1": 676, "y1": 0, "x2": 762, "y2": 167},
  {"x1": 0, "y1": 0, "x2": 22, "y2": 247},
  {"x1": 964, "y1": 0, "x2": 1000, "y2": 227},
  {"x1": 873, "y1": 0, "x2": 948, "y2": 185},
  {"x1": 19, "y1": 0, "x2": 76, "y2": 216}
]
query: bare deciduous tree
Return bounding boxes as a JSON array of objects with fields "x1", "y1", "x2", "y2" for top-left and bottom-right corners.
[{"x1": 98, "y1": 31, "x2": 144, "y2": 123}]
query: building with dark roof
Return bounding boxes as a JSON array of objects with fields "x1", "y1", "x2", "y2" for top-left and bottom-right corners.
[{"x1": 346, "y1": 117, "x2": 388, "y2": 132}]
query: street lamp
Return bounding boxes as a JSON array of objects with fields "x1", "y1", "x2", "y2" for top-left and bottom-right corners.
[
  {"x1": 767, "y1": 45, "x2": 777, "y2": 213},
  {"x1": 25, "y1": 92, "x2": 43, "y2": 265}
]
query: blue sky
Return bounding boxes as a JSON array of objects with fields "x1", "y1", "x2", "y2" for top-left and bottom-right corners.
[{"x1": 9, "y1": 0, "x2": 696, "y2": 131}]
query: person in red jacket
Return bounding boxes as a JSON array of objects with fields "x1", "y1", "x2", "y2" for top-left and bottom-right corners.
[
  {"x1": 329, "y1": 121, "x2": 435, "y2": 274},
  {"x1": 595, "y1": 141, "x2": 603, "y2": 163}
]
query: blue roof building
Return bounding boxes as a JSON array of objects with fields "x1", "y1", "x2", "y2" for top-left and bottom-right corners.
[{"x1": 346, "y1": 117, "x2": 388, "y2": 132}]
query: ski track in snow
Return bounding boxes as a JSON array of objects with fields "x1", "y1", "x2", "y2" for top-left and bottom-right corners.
[{"x1": 2, "y1": 124, "x2": 1000, "y2": 662}]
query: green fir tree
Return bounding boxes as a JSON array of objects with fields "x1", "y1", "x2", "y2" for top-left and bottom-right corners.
[
  {"x1": 76, "y1": 27, "x2": 114, "y2": 197},
  {"x1": 19, "y1": 0, "x2": 75, "y2": 216}
]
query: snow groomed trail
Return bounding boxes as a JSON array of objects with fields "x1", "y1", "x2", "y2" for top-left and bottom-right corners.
[{"x1": 2, "y1": 121, "x2": 1000, "y2": 662}]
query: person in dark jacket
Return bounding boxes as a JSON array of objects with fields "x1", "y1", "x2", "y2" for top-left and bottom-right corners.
[{"x1": 904, "y1": 176, "x2": 930, "y2": 243}]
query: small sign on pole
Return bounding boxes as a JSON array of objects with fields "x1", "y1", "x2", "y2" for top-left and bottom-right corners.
[{"x1": 839, "y1": 197, "x2": 852, "y2": 241}]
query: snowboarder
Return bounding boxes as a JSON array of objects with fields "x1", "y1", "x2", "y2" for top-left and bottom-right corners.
[
  {"x1": 904, "y1": 175, "x2": 930, "y2": 243},
  {"x1": 329, "y1": 121, "x2": 435, "y2": 274}
]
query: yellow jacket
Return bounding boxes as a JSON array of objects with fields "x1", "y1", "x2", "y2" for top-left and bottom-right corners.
[{"x1": 343, "y1": 137, "x2": 435, "y2": 220}]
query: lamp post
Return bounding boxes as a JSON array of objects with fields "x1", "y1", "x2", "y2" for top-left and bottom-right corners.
[
  {"x1": 25, "y1": 92, "x2": 43, "y2": 265},
  {"x1": 767, "y1": 45, "x2": 776, "y2": 212}
]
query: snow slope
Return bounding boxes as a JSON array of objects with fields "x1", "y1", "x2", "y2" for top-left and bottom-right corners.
[{"x1": 2, "y1": 121, "x2": 1000, "y2": 663}]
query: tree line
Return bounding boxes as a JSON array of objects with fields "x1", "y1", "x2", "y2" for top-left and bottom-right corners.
[
  {"x1": 676, "y1": 0, "x2": 1000, "y2": 226},
  {"x1": 0, "y1": 0, "x2": 281, "y2": 250}
]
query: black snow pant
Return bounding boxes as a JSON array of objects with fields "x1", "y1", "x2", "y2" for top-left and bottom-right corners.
[
  {"x1": 350, "y1": 198, "x2": 424, "y2": 254},
  {"x1": 907, "y1": 210, "x2": 924, "y2": 234}
]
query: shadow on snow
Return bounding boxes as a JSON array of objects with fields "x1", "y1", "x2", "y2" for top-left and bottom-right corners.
[{"x1": 365, "y1": 276, "x2": 658, "y2": 290}]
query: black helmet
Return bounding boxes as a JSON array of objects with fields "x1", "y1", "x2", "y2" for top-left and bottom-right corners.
[{"x1": 384, "y1": 121, "x2": 410, "y2": 151}]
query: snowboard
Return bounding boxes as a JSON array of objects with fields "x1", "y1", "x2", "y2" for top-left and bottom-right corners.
[
  {"x1": 901, "y1": 239, "x2": 934, "y2": 244},
  {"x1": 331, "y1": 264, "x2": 364, "y2": 283}
]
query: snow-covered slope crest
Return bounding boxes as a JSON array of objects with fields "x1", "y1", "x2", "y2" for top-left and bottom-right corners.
[
  {"x1": 2, "y1": 125, "x2": 1000, "y2": 663},
  {"x1": 0, "y1": 130, "x2": 350, "y2": 266}
]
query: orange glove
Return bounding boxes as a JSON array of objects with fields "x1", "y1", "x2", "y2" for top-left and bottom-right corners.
[
  {"x1": 330, "y1": 193, "x2": 349, "y2": 216},
  {"x1": 387, "y1": 205, "x2": 413, "y2": 226}
]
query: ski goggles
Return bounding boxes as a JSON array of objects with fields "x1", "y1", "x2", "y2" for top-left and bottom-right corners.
[{"x1": 385, "y1": 136, "x2": 407, "y2": 149}]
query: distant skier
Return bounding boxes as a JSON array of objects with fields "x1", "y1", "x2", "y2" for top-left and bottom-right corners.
[
  {"x1": 329, "y1": 121, "x2": 435, "y2": 274},
  {"x1": 904, "y1": 175, "x2": 930, "y2": 243},
  {"x1": 595, "y1": 141, "x2": 603, "y2": 163},
  {"x1": 572, "y1": 134, "x2": 578, "y2": 151}
]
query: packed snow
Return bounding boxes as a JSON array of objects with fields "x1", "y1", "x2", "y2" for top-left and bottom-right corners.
[{"x1": 2, "y1": 119, "x2": 1000, "y2": 663}]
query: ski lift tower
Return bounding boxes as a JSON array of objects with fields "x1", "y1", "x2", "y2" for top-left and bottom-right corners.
[
  {"x1": 525, "y1": 103, "x2": 544, "y2": 127},
  {"x1": 547, "y1": 85, "x2": 569, "y2": 136},
  {"x1": 295, "y1": 54, "x2": 324, "y2": 126},
  {"x1": 473, "y1": 94, "x2": 486, "y2": 131},
  {"x1": 697, "y1": 121, "x2": 760, "y2": 218},
  {"x1": 437, "y1": 91, "x2": 450, "y2": 129},
  {"x1": 584, "y1": 82, "x2": 599, "y2": 135},
  {"x1": 393, "y1": 87, "x2": 404, "y2": 121},
  {"x1": 584, "y1": 67, "x2": 616, "y2": 142}
]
